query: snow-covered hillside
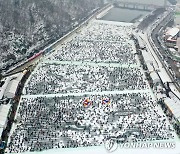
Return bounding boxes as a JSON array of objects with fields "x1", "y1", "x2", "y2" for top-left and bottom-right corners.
[{"x1": 0, "y1": 0, "x2": 103, "y2": 71}]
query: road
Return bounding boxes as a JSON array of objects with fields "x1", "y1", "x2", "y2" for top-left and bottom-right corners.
[
  {"x1": 138, "y1": 9, "x2": 180, "y2": 99},
  {"x1": 150, "y1": 11, "x2": 180, "y2": 90}
]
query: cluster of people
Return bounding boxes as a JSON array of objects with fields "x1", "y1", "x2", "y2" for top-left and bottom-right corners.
[
  {"x1": 23, "y1": 21, "x2": 143, "y2": 95},
  {"x1": 48, "y1": 22, "x2": 137, "y2": 65},
  {"x1": 6, "y1": 21, "x2": 175, "y2": 153},
  {"x1": 76, "y1": 21, "x2": 133, "y2": 41},
  {"x1": 7, "y1": 93, "x2": 174, "y2": 153},
  {"x1": 48, "y1": 40, "x2": 137, "y2": 65},
  {"x1": 24, "y1": 63, "x2": 148, "y2": 95}
]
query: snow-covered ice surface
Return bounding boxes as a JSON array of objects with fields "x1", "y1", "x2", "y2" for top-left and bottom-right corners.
[
  {"x1": 6, "y1": 20, "x2": 180, "y2": 154},
  {"x1": 23, "y1": 63, "x2": 148, "y2": 95},
  {"x1": 15, "y1": 144, "x2": 180, "y2": 154}
]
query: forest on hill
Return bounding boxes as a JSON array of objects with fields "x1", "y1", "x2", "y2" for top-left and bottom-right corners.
[{"x1": 0, "y1": 0, "x2": 103, "y2": 71}]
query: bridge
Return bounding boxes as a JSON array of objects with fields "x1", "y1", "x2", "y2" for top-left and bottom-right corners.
[{"x1": 113, "y1": 0, "x2": 167, "y2": 11}]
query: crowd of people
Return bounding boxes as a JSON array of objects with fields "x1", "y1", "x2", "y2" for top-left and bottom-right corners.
[
  {"x1": 48, "y1": 21, "x2": 137, "y2": 65},
  {"x1": 24, "y1": 63, "x2": 148, "y2": 95},
  {"x1": 7, "y1": 93, "x2": 174, "y2": 153},
  {"x1": 23, "y1": 21, "x2": 142, "y2": 95},
  {"x1": 48, "y1": 40, "x2": 137, "y2": 65},
  {"x1": 6, "y1": 21, "x2": 175, "y2": 153},
  {"x1": 76, "y1": 21, "x2": 133, "y2": 41}
]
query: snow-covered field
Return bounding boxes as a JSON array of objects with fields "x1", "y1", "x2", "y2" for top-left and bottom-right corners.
[{"x1": 6, "y1": 20, "x2": 179, "y2": 154}]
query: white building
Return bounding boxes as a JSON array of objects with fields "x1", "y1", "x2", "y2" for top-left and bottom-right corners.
[
  {"x1": 0, "y1": 78, "x2": 10, "y2": 100},
  {"x1": 165, "y1": 27, "x2": 180, "y2": 47},
  {"x1": 0, "y1": 104, "x2": 11, "y2": 140},
  {"x1": 4, "y1": 80, "x2": 19, "y2": 99},
  {"x1": 3, "y1": 73, "x2": 24, "y2": 99},
  {"x1": 176, "y1": 37, "x2": 180, "y2": 52},
  {"x1": 166, "y1": 27, "x2": 179, "y2": 40}
]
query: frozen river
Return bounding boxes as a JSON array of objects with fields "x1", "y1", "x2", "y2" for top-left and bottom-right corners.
[{"x1": 101, "y1": 7, "x2": 149, "y2": 23}]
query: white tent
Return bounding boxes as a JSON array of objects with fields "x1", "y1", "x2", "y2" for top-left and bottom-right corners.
[
  {"x1": 4, "y1": 80, "x2": 19, "y2": 98},
  {"x1": 0, "y1": 128, "x2": 3, "y2": 139},
  {"x1": 4, "y1": 72, "x2": 24, "y2": 99},
  {"x1": 0, "y1": 105, "x2": 11, "y2": 129},
  {"x1": 0, "y1": 77, "x2": 11, "y2": 100},
  {"x1": 164, "y1": 97, "x2": 180, "y2": 122}
]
